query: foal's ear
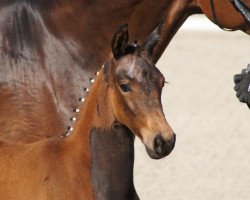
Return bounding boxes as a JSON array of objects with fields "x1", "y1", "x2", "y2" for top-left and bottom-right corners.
[
  {"x1": 112, "y1": 24, "x2": 129, "y2": 59},
  {"x1": 140, "y1": 19, "x2": 164, "y2": 56}
]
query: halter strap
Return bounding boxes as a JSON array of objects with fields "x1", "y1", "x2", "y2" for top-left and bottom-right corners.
[
  {"x1": 209, "y1": 0, "x2": 236, "y2": 31},
  {"x1": 230, "y1": 0, "x2": 250, "y2": 24}
]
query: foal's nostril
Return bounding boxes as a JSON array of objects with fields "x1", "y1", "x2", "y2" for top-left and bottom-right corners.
[
  {"x1": 153, "y1": 135, "x2": 166, "y2": 155},
  {"x1": 153, "y1": 133, "x2": 176, "y2": 157}
]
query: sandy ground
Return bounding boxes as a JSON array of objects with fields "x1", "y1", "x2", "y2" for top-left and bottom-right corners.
[{"x1": 134, "y1": 28, "x2": 250, "y2": 200}]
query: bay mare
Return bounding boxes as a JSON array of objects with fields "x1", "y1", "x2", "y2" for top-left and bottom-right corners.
[
  {"x1": 0, "y1": 0, "x2": 249, "y2": 142},
  {"x1": 0, "y1": 24, "x2": 175, "y2": 200},
  {"x1": 0, "y1": 0, "x2": 249, "y2": 199}
]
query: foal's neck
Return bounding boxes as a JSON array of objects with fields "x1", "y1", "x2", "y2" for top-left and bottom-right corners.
[
  {"x1": 64, "y1": 62, "x2": 137, "y2": 199},
  {"x1": 67, "y1": 63, "x2": 115, "y2": 146}
]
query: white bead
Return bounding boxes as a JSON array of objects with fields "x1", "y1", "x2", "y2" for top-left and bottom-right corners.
[
  {"x1": 90, "y1": 79, "x2": 95, "y2": 83},
  {"x1": 79, "y1": 98, "x2": 85, "y2": 102},
  {"x1": 71, "y1": 117, "x2": 76, "y2": 121},
  {"x1": 68, "y1": 127, "x2": 73, "y2": 131},
  {"x1": 65, "y1": 132, "x2": 70, "y2": 137},
  {"x1": 96, "y1": 71, "x2": 100, "y2": 75},
  {"x1": 84, "y1": 88, "x2": 89, "y2": 92},
  {"x1": 74, "y1": 109, "x2": 80, "y2": 112}
]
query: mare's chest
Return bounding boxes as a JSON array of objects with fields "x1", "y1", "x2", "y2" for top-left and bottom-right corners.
[{"x1": 90, "y1": 126, "x2": 137, "y2": 199}]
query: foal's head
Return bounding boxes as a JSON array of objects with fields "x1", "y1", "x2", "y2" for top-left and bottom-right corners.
[{"x1": 109, "y1": 24, "x2": 175, "y2": 159}]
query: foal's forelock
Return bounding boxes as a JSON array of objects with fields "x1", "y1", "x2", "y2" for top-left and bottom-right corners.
[{"x1": 115, "y1": 56, "x2": 164, "y2": 93}]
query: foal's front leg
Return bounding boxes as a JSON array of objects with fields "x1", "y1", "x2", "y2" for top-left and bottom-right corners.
[{"x1": 234, "y1": 64, "x2": 250, "y2": 108}]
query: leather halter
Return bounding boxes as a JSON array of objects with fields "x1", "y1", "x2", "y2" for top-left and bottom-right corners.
[
  {"x1": 209, "y1": 0, "x2": 236, "y2": 31},
  {"x1": 231, "y1": 0, "x2": 250, "y2": 23},
  {"x1": 209, "y1": 0, "x2": 250, "y2": 31}
]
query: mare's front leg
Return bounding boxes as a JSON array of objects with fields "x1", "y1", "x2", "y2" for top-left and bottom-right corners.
[{"x1": 234, "y1": 64, "x2": 250, "y2": 108}]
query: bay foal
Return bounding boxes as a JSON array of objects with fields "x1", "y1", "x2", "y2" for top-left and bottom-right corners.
[{"x1": 0, "y1": 25, "x2": 175, "y2": 200}]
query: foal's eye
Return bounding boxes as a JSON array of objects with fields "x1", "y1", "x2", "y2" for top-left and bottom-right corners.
[{"x1": 119, "y1": 83, "x2": 131, "y2": 92}]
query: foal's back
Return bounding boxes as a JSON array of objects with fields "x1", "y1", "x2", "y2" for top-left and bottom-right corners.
[{"x1": 0, "y1": 138, "x2": 93, "y2": 200}]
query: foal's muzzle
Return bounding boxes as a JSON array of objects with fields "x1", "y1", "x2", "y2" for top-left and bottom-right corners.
[{"x1": 147, "y1": 133, "x2": 176, "y2": 159}]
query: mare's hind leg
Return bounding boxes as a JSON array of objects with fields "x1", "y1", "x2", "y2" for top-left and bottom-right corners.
[{"x1": 234, "y1": 64, "x2": 250, "y2": 108}]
